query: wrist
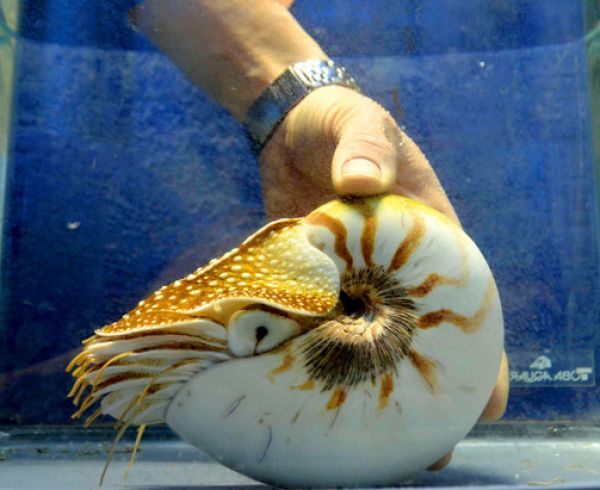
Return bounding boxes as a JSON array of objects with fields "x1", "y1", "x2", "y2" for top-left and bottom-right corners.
[{"x1": 132, "y1": 0, "x2": 326, "y2": 120}]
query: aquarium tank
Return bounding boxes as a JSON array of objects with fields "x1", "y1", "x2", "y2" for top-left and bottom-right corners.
[{"x1": 1, "y1": 0, "x2": 599, "y2": 488}]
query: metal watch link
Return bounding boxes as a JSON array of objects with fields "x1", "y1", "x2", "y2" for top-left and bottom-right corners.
[{"x1": 243, "y1": 59, "x2": 362, "y2": 152}]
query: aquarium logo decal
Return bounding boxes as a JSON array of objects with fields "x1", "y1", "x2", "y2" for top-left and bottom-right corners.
[
  {"x1": 529, "y1": 355, "x2": 552, "y2": 370},
  {"x1": 510, "y1": 350, "x2": 595, "y2": 387}
]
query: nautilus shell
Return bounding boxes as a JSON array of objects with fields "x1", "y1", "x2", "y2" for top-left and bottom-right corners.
[{"x1": 67, "y1": 194, "x2": 503, "y2": 487}]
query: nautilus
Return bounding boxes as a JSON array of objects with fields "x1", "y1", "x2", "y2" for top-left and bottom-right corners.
[{"x1": 67, "y1": 194, "x2": 503, "y2": 487}]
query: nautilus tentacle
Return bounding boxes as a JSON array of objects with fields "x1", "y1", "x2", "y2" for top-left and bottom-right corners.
[{"x1": 67, "y1": 195, "x2": 503, "y2": 488}]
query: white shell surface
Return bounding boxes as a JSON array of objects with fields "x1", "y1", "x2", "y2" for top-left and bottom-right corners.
[
  {"x1": 166, "y1": 195, "x2": 504, "y2": 487},
  {"x1": 167, "y1": 322, "x2": 501, "y2": 487}
]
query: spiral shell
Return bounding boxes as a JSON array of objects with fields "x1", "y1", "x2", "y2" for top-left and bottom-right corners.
[{"x1": 67, "y1": 195, "x2": 503, "y2": 487}]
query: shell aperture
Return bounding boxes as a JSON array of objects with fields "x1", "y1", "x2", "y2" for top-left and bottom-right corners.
[{"x1": 67, "y1": 194, "x2": 504, "y2": 487}]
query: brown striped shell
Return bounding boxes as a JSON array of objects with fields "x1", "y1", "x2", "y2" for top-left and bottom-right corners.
[{"x1": 67, "y1": 194, "x2": 504, "y2": 487}]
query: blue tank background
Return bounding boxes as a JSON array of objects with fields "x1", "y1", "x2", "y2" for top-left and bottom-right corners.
[{"x1": 0, "y1": 0, "x2": 598, "y2": 424}]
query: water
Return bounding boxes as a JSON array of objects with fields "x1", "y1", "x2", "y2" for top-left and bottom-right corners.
[
  {"x1": 588, "y1": 1, "x2": 600, "y2": 223},
  {"x1": 0, "y1": 1, "x2": 599, "y2": 488}
]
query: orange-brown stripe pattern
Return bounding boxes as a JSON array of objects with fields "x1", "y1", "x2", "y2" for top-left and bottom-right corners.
[
  {"x1": 268, "y1": 352, "x2": 295, "y2": 381},
  {"x1": 417, "y1": 279, "x2": 496, "y2": 333},
  {"x1": 305, "y1": 212, "x2": 354, "y2": 271},
  {"x1": 356, "y1": 201, "x2": 377, "y2": 267},
  {"x1": 388, "y1": 215, "x2": 426, "y2": 272},
  {"x1": 408, "y1": 350, "x2": 438, "y2": 392},
  {"x1": 378, "y1": 373, "x2": 394, "y2": 410},
  {"x1": 326, "y1": 387, "x2": 348, "y2": 410}
]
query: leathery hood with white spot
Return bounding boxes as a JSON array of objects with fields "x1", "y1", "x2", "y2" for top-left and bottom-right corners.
[{"x1": 67, "y1": 195, "x2": 504, "y2": 487}]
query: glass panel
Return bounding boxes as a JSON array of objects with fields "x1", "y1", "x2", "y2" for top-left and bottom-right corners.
[
  {"x1": 1, "y1": 1, "x2": 599, "y2": 488},
  {"x1": 0, "y1": 0, "x2": 18, "y2": 314}
]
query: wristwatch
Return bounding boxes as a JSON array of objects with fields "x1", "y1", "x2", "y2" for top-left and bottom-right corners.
[{"x1": 243, "y1": 59, "x2": 362, "y2": 152}]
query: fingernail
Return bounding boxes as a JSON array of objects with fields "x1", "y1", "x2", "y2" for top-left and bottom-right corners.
[{"x1": 341, "y1": 159, "x2": 381, "y2": 179}]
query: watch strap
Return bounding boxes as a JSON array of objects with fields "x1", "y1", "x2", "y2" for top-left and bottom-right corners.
[{"x1": 243, "y1": 59, "x2": 362, "y2": 152}]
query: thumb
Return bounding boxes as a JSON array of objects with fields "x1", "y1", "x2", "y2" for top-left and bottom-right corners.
[{"x1": 331, "y1": 115, "x2": 398, "y2": 196}]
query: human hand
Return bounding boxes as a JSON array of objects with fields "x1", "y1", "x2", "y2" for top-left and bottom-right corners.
[
  {"x1": 259, "y1": 85, "x2": 460, "y2": 221},
  {"x1": 259, "y1": 84, "x2": 509, "y2": 470}
]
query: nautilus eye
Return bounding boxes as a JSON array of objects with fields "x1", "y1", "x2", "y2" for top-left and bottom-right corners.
[
  {"x1": 67, "y1": 194, "x2": 503, "y2": 488},
  {"x1": 228, "y1": 308, "x2": 304, "y2": 357}
]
